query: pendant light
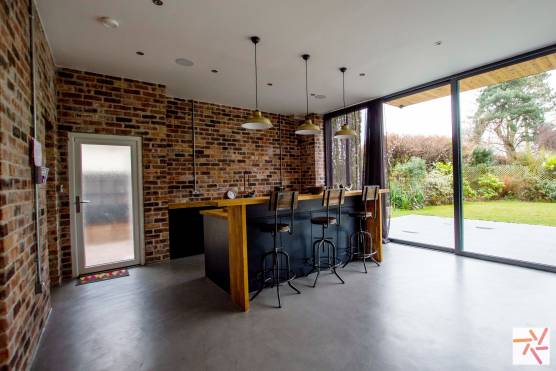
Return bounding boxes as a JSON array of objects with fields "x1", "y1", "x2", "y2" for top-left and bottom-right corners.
[
  {"x1": 334, "y1": 67, "x2": 357, "y2": 139},
  {"x1": 295, "y1": 54, "x2": 320, "y2": 135},
  {"x1": 242, "y1": 36, "x2": 273, "y2": 130}
]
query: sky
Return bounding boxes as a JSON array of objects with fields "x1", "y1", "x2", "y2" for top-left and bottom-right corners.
[{"x1": 383, "y1": 70, "x2": 556, "y2": 137}]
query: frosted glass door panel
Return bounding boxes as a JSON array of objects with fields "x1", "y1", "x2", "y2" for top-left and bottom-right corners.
[{"x1": 81, "y1": 144, "x2": 135, "y2": 267}]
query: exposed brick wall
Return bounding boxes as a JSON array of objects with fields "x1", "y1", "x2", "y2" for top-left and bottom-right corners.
[
  {"x1": 55, "y1": 69, "x2": 169, "y2": 275},
  {"x1": 54, "y1": 70, "x2": 320, "y2": 279},
  {"x1": 166, "y1": 98, "x2": 302, "y2": 202},
  {"x1": 2, "y1": 1, "x2": 325, "y2": 367},
  {"x1": 0, "y1": 1, "x2": 56, "y2": 370}
]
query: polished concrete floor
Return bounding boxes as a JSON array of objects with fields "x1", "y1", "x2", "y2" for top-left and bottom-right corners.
[{"x1": 32, "y1": 244, "x2": 556, "y2": 371}]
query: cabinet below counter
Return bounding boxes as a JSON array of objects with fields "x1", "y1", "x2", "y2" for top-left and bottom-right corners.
[{"x1": 188, "y1": 190, "x2": 388, "y2": 312}]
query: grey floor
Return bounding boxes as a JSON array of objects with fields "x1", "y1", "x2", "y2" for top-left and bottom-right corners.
[
  {"x1": 391, "y1": 215, "x2": 556, "y2": 267},
  {"x1": 32, "y1": 244, "x2": 556, "y2": 371}
]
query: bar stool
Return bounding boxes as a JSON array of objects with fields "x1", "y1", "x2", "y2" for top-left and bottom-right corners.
[
  {"x1": 343, "y1": 185, "x2": 381, "y2": 273},
  {"x1": 307, "y1": 189, "x2": 345, "y2": 287},
  {"x1": 250, "y1": 191, "x2": 301, "y2": 308}
]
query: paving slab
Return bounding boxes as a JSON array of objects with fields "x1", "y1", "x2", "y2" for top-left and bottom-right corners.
[{"x1": 390, "y1": 215, "x2": 556, "y2": 267}]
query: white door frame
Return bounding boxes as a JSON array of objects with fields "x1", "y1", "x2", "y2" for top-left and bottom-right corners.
[{"x1": 69, "y1": 133, "x2": 145, "y2": 277}]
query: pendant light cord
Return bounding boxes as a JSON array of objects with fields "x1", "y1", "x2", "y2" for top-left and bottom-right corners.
[
  {"x1": 342, "y1": 69, "x2": 347, "y2": 125},
  {"x1": 342, "y1": 70, "x2": 346, "y2": 108},
  {"x1": 254, "y1": 42, "x2": 258, "y2": 111},
  {"x1": 305, "y1": 58, "x2": 309, "y2": 116}
]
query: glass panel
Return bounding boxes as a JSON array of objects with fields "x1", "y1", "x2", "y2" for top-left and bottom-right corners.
[
  {"x1": 330, "y1": 108, "x2": 367, "y2": 189},
  {"x1": 384, "y1": 84, "x2": 455, "y2": 249},
  {"x1": 81, "y1": 144, "x2": 135, "y2": 267},
  {"x1": 459, "y1": 52, "x2": 556, "y2": 266}
]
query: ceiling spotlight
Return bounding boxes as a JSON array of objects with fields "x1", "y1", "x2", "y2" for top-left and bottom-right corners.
[
  {"x1": 359, "y1": 73, "x2": 366, "y2": 77},
  {"x1": 136, "y1": 51, "x2": 145, "y2": 56},
  {"x1": 97, "y1": 16, "x2": 119, "y2": 29},
  {"x1": 433, "y1": 40, "x2": 443, "y2": 46},
  {"x1": 175, "y1": 58, "x2": 194, "y2": 67},
  {"x1": 211, "y1": 69, "x2": 219, "y2": 73},
  {"x1": 152, "y1": 0, "x2": 163, "y2": 5}
]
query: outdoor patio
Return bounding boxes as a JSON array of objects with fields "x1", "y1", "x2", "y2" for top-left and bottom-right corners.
[{"x1": 390, "y1": 215, "x2": 556, "y2": 267}]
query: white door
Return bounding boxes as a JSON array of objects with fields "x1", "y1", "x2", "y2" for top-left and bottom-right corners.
[{"x1": 69, "y1": 133, "x2": 144, "y2": 276}]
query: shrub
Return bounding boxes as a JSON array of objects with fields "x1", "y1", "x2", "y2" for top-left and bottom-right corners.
[
  {"x1": 424, "y1": 170, "x2": 452, "y2": 205},
  {"x1": 391, "y1": 156, "x2": 426, "y2": 182},
  {"x1": 390, "y1": 181, "x2": 425, "y2": 210},
  {"x1": 433, "y1": 161, "x2": 453, "y2": 176},
  {"x1": 386, "y1": 134, "x2": 452, "y2": 167},
  {"x1": 543, "y1": 156, "x2": 556, "y2": 178},
  {"x1": 515, "y1": 150, "x2": 545, "y2": 174},
  {"x1": 470, "y1": 147, "x2": 493, "y2": 166},
  {"x1": 390, "y1": 157, "x2": 426, "y2": 210},
  {"x1": 540, "y1": 179, "x2": 556, "y2": 201},
  {"x1": 463, "y1": 179, "x2": 477, "y2": 200},
  {"x1": 475, "y1": 173, "x2": 504, "y2": 200}
]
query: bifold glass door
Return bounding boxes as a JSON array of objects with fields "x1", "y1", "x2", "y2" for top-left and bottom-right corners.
[
  {"x1": 381, "y1": 50, "x2": 556, "y2": 271},
  {"x1": 458, "y1": 52, "x2": 556, "y2": 268},
  {"x1": 383, "y1": 84, "x2": 455, "y2": 249}
]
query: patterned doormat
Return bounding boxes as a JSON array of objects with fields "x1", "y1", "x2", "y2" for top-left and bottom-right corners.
[{"x1": 77, "y1": 268, "x2": 129, "y2": 285}]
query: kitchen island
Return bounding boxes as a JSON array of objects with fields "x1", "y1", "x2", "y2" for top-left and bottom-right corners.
[{"x1": 169, "y1": 190, "x2": 388, "y2": 311}]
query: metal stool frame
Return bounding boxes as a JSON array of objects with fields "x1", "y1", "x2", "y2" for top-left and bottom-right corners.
[
  {"x1": 307, "y1": 189, "x2": 345, "y2": 287},
  {"x1": 344, "y1": 185, "x2": 381, "y2": 273},
  {"x1": 250, "y1": 191, "x2": 301, "y2": 308}
]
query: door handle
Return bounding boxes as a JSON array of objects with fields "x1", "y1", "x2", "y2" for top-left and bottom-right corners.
[{"x1": 75, "y1": 196, "x2": 91, "y2": 213}]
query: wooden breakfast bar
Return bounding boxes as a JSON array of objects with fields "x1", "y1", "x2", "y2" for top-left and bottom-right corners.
[{"x1": 168, "y1": 189, "x2": 388, "y2": 312}]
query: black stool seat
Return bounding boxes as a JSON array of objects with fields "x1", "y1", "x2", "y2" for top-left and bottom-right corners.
[
  {"x1": 349, "y1": 211, "x2": 373, "y2": 218},
  {"x1": 260, "y1": 223, "x2": 290, "y2": 233},
  {"x1": 311, "y1": 216, "x2": 337, "y2": 225}
]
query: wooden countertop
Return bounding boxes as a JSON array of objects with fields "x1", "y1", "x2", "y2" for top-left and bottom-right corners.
[
  {"x1": 199, "y1": 208, "x2": 228, "y2": 219},
  {"x1": 169, "y1": 189, "x2": 388, "y2": 209}
]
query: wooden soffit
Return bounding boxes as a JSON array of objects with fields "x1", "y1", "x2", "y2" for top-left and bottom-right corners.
[{"x1": 385, "y1": 52, "x2": 556, "y2": 108}]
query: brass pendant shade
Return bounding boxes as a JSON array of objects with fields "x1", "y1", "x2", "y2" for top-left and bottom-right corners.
[
  {"x1": 295, "y1": 54, "x2": 320, "y2": 135},
  {"x1": 243, "y1": 110, "x2": 273, "y2": 130},
  {"x1": 334, "y1": 67, "x2": 356, "y2": 139},
  {"x1": 295, "y1": 117, "x2": 320, "y2": 135},
  {"x1": 242, "y1": 36, "x2": 273, "y2": 130},
  {"x1": 334, "y1": 123, "x2": 357, "y2": 139}
]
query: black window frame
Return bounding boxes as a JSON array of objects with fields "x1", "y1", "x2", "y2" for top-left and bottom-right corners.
[
  {"x1": 323, "y1": 43, "x2": 556, "y2": 274},
  {"x1": 324, "y1": 106, "x2": 369, "y2": 188}
]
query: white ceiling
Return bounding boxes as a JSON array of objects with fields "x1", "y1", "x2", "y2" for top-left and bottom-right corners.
[{"x1": 37, "y1": 0, "x2": 556, "y2": 115}]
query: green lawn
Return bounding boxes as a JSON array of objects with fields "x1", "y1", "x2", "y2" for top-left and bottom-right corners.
[{"x1": 392, "y1": 200, "x2": 556, "y2": 227}]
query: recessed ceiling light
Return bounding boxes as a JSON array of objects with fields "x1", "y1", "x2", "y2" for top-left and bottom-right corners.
[
  {"x1": 433, "y1": 40, "x2": 442, "y2": 46},
  {"x1": 211, "y1": 69, "x2": 219, "y2": 73},
  {"x1": 97, "y1": 16, "x2": 119, "y2": 29},
  {"x1": 175, "y1": 58, "x2": 194, "y2": 67},
  {"x1": 152, "y1": 0, "x2": 163, "y2": 6},
  {"x1": 267, "y1": 83, "x2": 273, "y2": 86},
  {"x1": 314, "y1": 94, "x2": 326, "y2": 100},
  {"x1": 359, "y1": 73, "x2": 366, "y2": 77},
  {"x1": 136, "y1": 51, "x2": 145, "y2": 56}
]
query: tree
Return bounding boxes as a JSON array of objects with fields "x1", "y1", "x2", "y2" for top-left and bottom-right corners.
[
  {"x1": 537, "y1": 122, "x2": 556, "y2": 151},
  {"x1": 472, "y1": 73, "x2": 555, "y2": 159}
]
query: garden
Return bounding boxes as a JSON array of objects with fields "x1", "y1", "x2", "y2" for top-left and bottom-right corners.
[{"x1": 387, "y1": 72, "x2": 556, "y2": 227}]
